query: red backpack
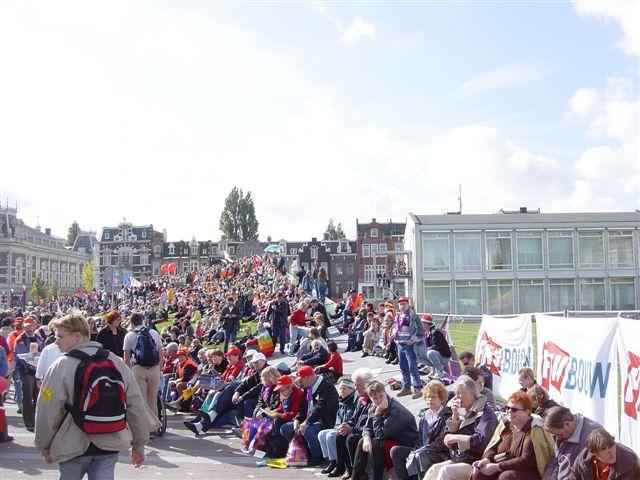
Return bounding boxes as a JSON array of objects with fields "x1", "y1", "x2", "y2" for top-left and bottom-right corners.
[{"x1": 64, "y1": 348, "x2": 127, "y2": 434}]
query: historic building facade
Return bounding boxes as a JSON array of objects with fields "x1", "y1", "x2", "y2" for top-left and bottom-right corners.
[{"x1": 0, "y1": 205, "x2": 92, "y2": 305}]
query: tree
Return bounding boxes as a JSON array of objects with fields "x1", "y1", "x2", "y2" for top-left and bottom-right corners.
[
  {"x1": 326, "y1": 219, "x2": 346, "y2": 240},
  {"x1": 48, "y1": 279, "x2": 60, "y2": 301},
  {"x1": 29, "y1": 273, "x2": 47, "y2": 303},
  {"x1": 81, "y1": 261, "x2": 94, "y2": 291},
  {"x1": 67, "y1": 220, "x2": 81, "y2": 246},
  {"x1": 219, "y1": 187, "x2": 259, "y2": 241}
]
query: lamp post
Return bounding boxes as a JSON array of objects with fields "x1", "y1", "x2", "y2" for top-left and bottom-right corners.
[
  {"x1": 22, "y1": 285, "x2": 27, "y2": 309},
  {"x1": 9, "y1": 288, "x2": 14, "y2": 308}
]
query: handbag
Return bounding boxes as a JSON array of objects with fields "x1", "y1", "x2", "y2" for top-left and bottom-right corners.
[{"x1": 285, "y1": 434, "x2": 309, "y2": 467}]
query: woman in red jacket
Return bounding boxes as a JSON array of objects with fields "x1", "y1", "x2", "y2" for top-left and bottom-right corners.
[{"x1": 314, "y1": 341, "x2": 343, "y2": 383}]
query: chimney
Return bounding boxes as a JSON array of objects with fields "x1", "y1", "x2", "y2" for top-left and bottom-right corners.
[
  {"x1": 312, "y1": 237, "x2": 317, "y2": 242},
  {"x1": 371, "y1": 218, "x2": 376, "y2": 223},
  {"x1": 323, "y1": 232, "x2": 329, "y2": 241},
  {"x1": 45, "y1": 228, "x2": 51, "y2": 235},
  {"x1": 519, "y1": 207, "x2": 528, "y2": 213}
]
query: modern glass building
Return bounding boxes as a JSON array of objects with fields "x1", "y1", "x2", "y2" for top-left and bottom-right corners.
[{"x1": 404, "y1": 211, "x2": 640, "y2": 315}]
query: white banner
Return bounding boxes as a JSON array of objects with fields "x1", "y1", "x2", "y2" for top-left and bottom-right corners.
[
  {"x1": 536, "y1": 314, "x2": 618, "y2": 435},
  {"x1": 475, "y1": 314, "x2": 533, "y2": 400},
  {"x1": 616, "y1": 318, "x2": 640, "y2": 452}
]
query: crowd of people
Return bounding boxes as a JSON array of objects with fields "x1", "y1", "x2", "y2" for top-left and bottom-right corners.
[{"x1": 0, "y1": 253, "x2": 638, "y2": 480}]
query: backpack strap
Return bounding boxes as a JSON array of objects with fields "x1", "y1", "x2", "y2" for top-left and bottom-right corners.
[
  {"x1": 65, "y1": 349, "x2": 91, "y2": 361},
  {"x1": 95, "y1": 348, "x2": 109, "y2": 360}
]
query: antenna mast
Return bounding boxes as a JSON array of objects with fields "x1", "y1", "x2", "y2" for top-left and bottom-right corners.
[{"x1": 458, "y1": 184, "x2": 462, "y2": 214}]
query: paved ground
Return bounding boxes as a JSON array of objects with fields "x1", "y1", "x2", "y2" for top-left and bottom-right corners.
[{"x1": 0, "y1": 327, "x2": 434, "y2": 479}]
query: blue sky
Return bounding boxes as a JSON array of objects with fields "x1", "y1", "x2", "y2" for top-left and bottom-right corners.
[{"x1": 0, "y1": 0, "x2": 638, "y2": 241}]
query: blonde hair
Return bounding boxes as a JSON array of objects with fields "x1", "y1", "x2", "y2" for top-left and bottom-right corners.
[
  {"x1": 260, "y1": 366, "x2": 282, "y2": 385},
  {"x1": 50, "y1": 310, "x2": 91, "y2": 341}
]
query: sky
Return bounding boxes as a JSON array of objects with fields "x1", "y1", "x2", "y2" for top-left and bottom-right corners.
[{"x1": 0, "y1": 0, "x2": 638, "y2": 242}]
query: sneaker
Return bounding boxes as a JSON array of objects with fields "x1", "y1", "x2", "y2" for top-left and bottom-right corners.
[
  {"x1": 396, "y1": 388, "x2": 412, "y2": 397},
  {"x1": 328, "y1": 465, "x2": 346, "y2": 477},
  {"x1": 361, "y1": 352, "x2": 369, "y2": 358},
  {"x1": 391, "y1": 359, "x2": 399, "y2": 365},
  {"x1": 322, "y1": 460, "x2": 337, "y2": 474},
  {"x1": 411, "y1": 388, "x2": 423, "y2": 400},
  {"x1": 184, "y1": 421, "x2": 202, "y2": 437}
]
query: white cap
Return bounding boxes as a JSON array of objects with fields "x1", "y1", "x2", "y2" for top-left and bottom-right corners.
[{"x1": 250, "y1": 352, "x2": 266, "y2": 362}]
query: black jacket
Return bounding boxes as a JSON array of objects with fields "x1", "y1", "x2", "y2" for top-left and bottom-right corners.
[
  {"x1": 235, "y1": 363, "x2": 269, "y2": 401},
  {"x1": 336, "y1": 391, "x2": 359, "y2": 425},
  {"x1": 572, "y1": 443, "x2": 640, "y2": 480},
  {"x1": 96, "y1": 325, "x2": 126, "y2": 358},
  {"x1": 301, "y1": 347, "x2": 329, "y2": 367},
  {"x1": 255, "y1": 385, "x2": 281, "y2": 412},
  {"x1": 296, "y1": 375, "x2": 339, "y2": 429},
  {"x1": 220, "y1": 305, "x2": 240, "y2": 331},
  {"x1": 347, "y1": 398, "x2": 374, "y2": 436},
  {"x1": 364, "y1": 395, "x2": 419, "y2": 448},
  {"x1": 426, "y1": 328, "x2": 451, "y2": 358}
]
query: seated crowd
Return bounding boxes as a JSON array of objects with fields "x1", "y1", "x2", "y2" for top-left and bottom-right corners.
[{"x1": 1, "y1": 256, "x2": 637, "y2": 480}]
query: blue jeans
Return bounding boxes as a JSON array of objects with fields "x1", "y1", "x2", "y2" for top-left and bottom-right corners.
[
  {"x1": 317, "y1": 283, "x2": 328, "y2": 303},
  {"x1": 397, "y1": 342, "x2": 421, "y2": 389},
  {"x1": 318, "y1": 428, "x2": 338, "y2": 460},
  {"x1": 59, "y1": 453, "x2": 118, "y2": 480},
  {"x1": 342, "y1": 311, "x2": 353, "y2": 330},
  {"x1": 223, "y1": 328, "x2": 236, "y2": 353},
  {"x1": 424, "y1": 348, "x2": 449, "y2": 373},
  {"x1": 280, "y1": 421, "x2": 323, "y2": 458},
  {"x1": 272, "y1": 323, "x2": 287, "y2": 353},
  {"x1": 289, "y1": 325, "x2": 307, "y2": 354},
  {"x1": 11, "y1": 368, "x2": 22, "y2": 408}
]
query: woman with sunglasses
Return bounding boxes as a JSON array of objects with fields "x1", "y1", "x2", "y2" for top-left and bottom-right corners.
[{"x1": 470, "y1": 391, "x2": 555, "y2": 480}]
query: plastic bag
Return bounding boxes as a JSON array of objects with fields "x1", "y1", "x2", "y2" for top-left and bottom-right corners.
[
  {"x1": 257, "y1": 329, "x2": 275, "y2": 357},
  {"x1": 285, "y1": 434, "x2": 309, "y2": 467},
  {"x1": 241, "y1": 417, "x2": 259, "y2": 453},
  {"x1": 249, "y1": 419, "x2": 274, "y2": 454}
]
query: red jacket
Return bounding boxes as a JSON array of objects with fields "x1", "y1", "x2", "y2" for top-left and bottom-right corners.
[
  {"x1": 289, "y1": 309, "x2": 307, "y2": 327},
  {"x1": 321, "y1": 351, "x2": 343, "y2": 375},
  {"x1": 276, "y1": 385, "x2": 305, "y2": 422},
  {"x1": 222, "y1": 360, "x2": 245, "y2": 382}
]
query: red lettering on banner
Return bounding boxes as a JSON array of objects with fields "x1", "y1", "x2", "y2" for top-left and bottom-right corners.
[
  {"x1": 540, "y1": 341, "x2": 570, "y2": 393},
  {"x1": 477, "y1": 331, "x2": 503, "y2": 377},
  {"x1": 623, "y1": 351, "x2": 640, "y2": 420}
]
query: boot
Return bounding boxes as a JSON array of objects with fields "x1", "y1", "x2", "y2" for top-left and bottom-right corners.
[
  {"x1": 322, "y1": 460, "x2": 338, "y2": 474},
  {"x1": 411, "y1": 387, "x2": 423, "y2": 399},
  {"x1": 396, "y1": 388, "x2": 412, "y2": 397},
  {"x1": 328, "y1": 464, "x2": 346, "y2": 477}
]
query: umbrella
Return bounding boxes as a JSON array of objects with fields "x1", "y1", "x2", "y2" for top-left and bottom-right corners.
[{"x1": 264, "y1": 245, "x2": 281, "y2": 254}]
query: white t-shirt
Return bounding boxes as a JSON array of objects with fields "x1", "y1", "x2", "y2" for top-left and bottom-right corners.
[
  {"x1": 36, "y1": 343, "x2": 62, "y2": 380},
  {"x1": 123, "y1": 326, "x2": 162, "y2": 366}
]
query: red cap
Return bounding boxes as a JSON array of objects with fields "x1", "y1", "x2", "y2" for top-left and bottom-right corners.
[
  {"x1": 296, "y1": 365, "x2": 314, "y2": 378},
  {"x1": 274, "y1": 375, "x2": 293, "y2": 391},
  {"x1": 421, "y1": 314, "x2": 433, "y2": 323},
  {"x1": 225, "y1": 347, "x2": 243, "y2": 357},
  {"x1": 397, "y1": 297, "x2": 409, "y2": 304},
  {"x1": 177, "y1": 348, "x2": 190, "y2": 357}
]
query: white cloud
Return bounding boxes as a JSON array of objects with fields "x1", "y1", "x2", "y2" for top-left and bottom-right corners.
[
  {"x1": 450, "y1": 62, "x2": 554, "y2": 100},
  {"x1": 340, "y1": 17, "x2": 376, "y2": 47},
  {"x1": 573, "y1": 0, "x2": 640, "y2": 56},
  {"x1": 311, "y1": 2, "x2": 376, "y2": 47},
  {"x1": 566, "y1": 88, "x2": 599, "y2": 119}
]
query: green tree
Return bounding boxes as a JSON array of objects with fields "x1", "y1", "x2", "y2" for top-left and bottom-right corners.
[
  {"x1": 81, "y1": 261, "x2": 94, "y2": 291},
  {"x1": 67, "y1": 220, "x2": 81, "y2": 246},
  {"x1": 48, "y1": 279, "x2": 60, "y2": 300},
  {"x1": 29, "y1": 273, "x2": 47, "y2": 303},
  {"x1": 326, "y1": 219, "x2": 346, "y2": 240},
  {"x1": 219, "y1": 187, "x2": 259, "y2": 241}
]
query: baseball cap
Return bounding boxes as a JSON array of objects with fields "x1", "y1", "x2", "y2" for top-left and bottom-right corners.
[
  {"x1": 421, "y1": 314, "x2": 434, "y2": 323},
  {"x1": 249, "y1": 352, "x2": 266, "y2": 362},
  {"x1": 225, "y1": 347, "x2": 243, "y2": 357},
  {"x1": 274, "y1": 375, "x2": 293, "y2": 391},
  {"x1": 177, "y1": 348, "x2": 189, "y2": 357},
  {"x1": 296, "y1": 365, "x2": 314, "y2": 379},
  {"x1": 397, "y1": 297, "x2": 409, "y2": 304}
]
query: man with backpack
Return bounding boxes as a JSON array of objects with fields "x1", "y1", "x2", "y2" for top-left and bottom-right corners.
[
  {"x1": 35, "y1": 311, "x2": 155, "y2": 478},
  {"x1": 123, "y1": 313, "x2": 163, "y2": 428}
]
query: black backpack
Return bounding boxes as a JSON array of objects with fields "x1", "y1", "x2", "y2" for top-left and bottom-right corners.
[
  {"x1": 65, "y1": 348, "x2": 127, "y2": 434},
  {"x1": 134, "y1": 327, "x2": 159, "y2": 367}
]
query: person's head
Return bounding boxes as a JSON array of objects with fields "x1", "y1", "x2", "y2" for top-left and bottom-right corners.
[
  {"x1": 297, "y1": 365, "x2": 317, "y2": 388},
  {"x1": 337, "y1": 376, "x2": 356, "y2": 399},
  {"x1": 458, "y1": 351, "x2": 476, "y2": 368},
  {"x1": 352, "y1": 368, "x2": 374, "y2": 397},
  {"x1": 365, "y1": 380, "x2": 387, "y2": 406},
  {"x1": 397, "y1": 297, "x2": 410, "y2": 313},
  {"x1": 260, "y1": 365, "x2": 281, "y2": 387},
  {"x1": 197, "y1": 349, "x2": 207, "y2": 363},
  {"x1": 129, "y1": 312, "x2": 144, "y2": 329},
  {"x1": 178, "y1": 334, "x2": 187, "y2": 345},
  {"x1": 327, "y1": 341, "x2": 338, "y2": 353},
  {"x1": 225, "y1": 347, "x2": 242, "y2": 365},
  {"x1": 23, "y1": 317, "x2": 37, "y2": 335},
  {"x1": 177, "y1": 348, "x2": 189, "y2": 362},
  {"x1": 505, "y1": 391, "x2": 533, "y2": 428},
  {"x1": 527, "y1": 384, "x2": 550, "y2": 408},
  {"x1": 308, "y1": 327, "x2": 320, "y2": 340},
  {"x1": 423, "y1": 380, "x2": 448, "y2": 411},
  {"x1": 226, "y1": 295, "x2": 234, "y2": 305},
  {"x1": 313, "y1": 313, "x2": 325, "y2": 326},
  {"x1": 104, "y1": 310, "x2": 122, "y2": 327},
  {"x1": 463, "y1": 367, "x2": 485, "y2": 391},
  {"x1": 166, "y1": 342, "x2": 179, "y2": 355},
  {"x1": 50, "y1": 311, "x2": 91, "y2": 353},
  {"x1": 205, "y1": 349, "x2": 216, "y2": 362},
  {"x1": 210, "y1": 349, "x2": 224, "y2": 365},
  {"x1": 586, "y1": 429, "x2": 617, "y2": 465},
  {"x1": 275, "y1": 375, "x2": 294, "y2": 397},
  {"x1": 453, "y1": 375, "x2": 478, "y2": 410},
  {"x1": 518, "y1": 367, "x2": 536, "y2": 389},
  {"x1": 311, "y1": 339, "x2": 322, "y2": 351},
  {"x1": 544, "y1": 406, "x2": 577, "y2": 442},
  {"x1": 420, "y1": 314, "x2": 434, "y2": 330},
  {"x1": 249, "y1": 352, "x2": 267, "y2": 371}
]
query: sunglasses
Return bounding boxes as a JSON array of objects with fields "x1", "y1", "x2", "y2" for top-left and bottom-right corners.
[{"x1": 505, "y1": 406, "x2": 525, "y2": 413}]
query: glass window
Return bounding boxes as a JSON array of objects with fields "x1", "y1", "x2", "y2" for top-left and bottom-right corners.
[
  {"x1": 518, "y1": 280, "x2": 544, "y2": 313},
  {"x1": 141, "y1": 230, "x2": 146, "y2": 239},
  {"x1": 610, "y1": 277, "x2": 636, "y2": 310},
  {"x1": 140, "y1": 253, "x2": 149, "y2": 265},
  {"x1": 454, "y1": 232, "x2": 481, "y2": 271},
  {"x1": 335, "y1": 263, "x2": 343, "y2": 276},
  {"x1": 549, "y1": 279, "x2": 575, "y2": 311},
  {"x1": 517, "y1": 232, "x2": 543, "y2": 270},
  {"x1": 104, "y1": 232, "x2": 110, "y2": 240},
  {"x1": 311, "y1": 247, "x2": 318, "y2": 259},
  {"x1": 486, "y1": 232, "x2": 512, "y2": 270},
  {"x1": 548, "y1": 231, "x2": 574, "y2": 269},
  {"x1": 455, "y1": 281, "x2": 482, "y2": 315},
  {"x1": 379, "y1": 244, "x2": 387, "y2": 254},
  {"x1": 422, "y1": 233, "x2": 450, "y2": 271},
  {"x1": 424, "y1": 281, "x2": 450, "y2": 314},
  {"x1": 395, "y1": 243, "x2": 403, "y2": 252},
  {"x1": 487, "y1": 280, "x2": 514, "y2": 314},
  {"x1": 371, "y1": 244, "x2": 379, "y2": 256},
  {"x1": 580, "y1": 278, "x2": 605, "y2": 310},
  {"x1": 346, "y1": 263, "x2": 355, "y2": 276},
  {"x1": 608, "y1": 230, "x2": 634, "y2": 268},
  {"x1": 371, "y1": 228, "x2": 378, "y2": 237},
  {"x1": 578, "y1": 231, "x2": 604, "y2": 269},
  {"x1": 335, "y1": 282, "x2": 343, "y2": 296},
  {"x1": 362, "y1": 244, "x2": 370, "y2": 258}
]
